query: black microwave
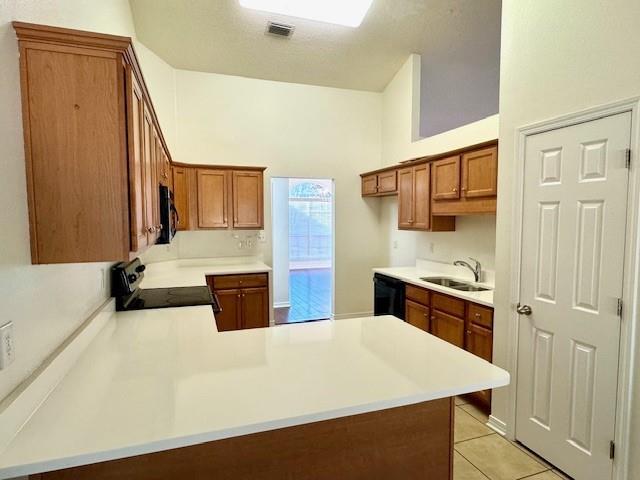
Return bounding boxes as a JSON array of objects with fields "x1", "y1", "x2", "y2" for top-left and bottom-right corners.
[{"x1": 158, "y1": 185, "x2": 178, "y2": 244}]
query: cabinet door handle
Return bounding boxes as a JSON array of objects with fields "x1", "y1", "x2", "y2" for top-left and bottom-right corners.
[
  {"x1": 453, "y1": 188, "x2": 458, "y2": 193},
  {"x1": 430, "y1": 316, "x2": 436, "y2": 321},
  {"x1": 147, "y1": 226, "x2": 155, "y2": 233}
]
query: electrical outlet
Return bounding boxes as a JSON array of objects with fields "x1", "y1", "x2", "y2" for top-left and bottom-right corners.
[
  {"x1": 0, "y1": 322, "x2": 15, "y2": 369},
  {"x1": 257, "y1": 231, "x2": 266, "y2": 242}
]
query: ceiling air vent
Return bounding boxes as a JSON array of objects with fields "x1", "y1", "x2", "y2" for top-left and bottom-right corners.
[{"x1": 266, "y1": 21, "x2": 295, "y2": 38}]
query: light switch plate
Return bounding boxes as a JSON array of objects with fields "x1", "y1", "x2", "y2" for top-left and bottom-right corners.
[{"x1": 0, "y1": 322, "x2": 15, "y2": 369}]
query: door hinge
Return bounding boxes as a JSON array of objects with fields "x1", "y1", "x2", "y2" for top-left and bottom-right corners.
[
  {"x1": 617, "y1": 298, "x2": 623, "y2": 317},
  {"x1": 610, "y1": 440, "x2": 616, "y2": 459},
  {"x1": 625, "y1": 149, "x2": 631, "y2": 169}
]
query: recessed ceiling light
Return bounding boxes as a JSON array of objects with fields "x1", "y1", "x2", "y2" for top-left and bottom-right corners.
[{"x1": 239, "y1": 0, "x2": 374, "y2": 28}]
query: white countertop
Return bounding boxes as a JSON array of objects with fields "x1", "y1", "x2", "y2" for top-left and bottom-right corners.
[
  {"x1": 0, "y1": 310, "x2": 508, "y2": 478},
  {"x1": 373, "y1": 263, "x2": 495, "y2": 307},
  {"x1": 140, "y1": 258, "x2": 271, "y2": 289}
]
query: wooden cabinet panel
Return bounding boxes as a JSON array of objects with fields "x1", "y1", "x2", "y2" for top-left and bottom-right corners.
[
  {"x1": 431, "y1": 310, "x2": 465, "y2": 348},
  {"x1": 466, "y1": 323, "x2": 493, "y2": 362},
  {"x1": 241, "y1": 287, "x2": 269, "y2": 329},
  {"x1": 398, "y1": 167, "x2": 414, "y2": 228},
  {"x1": 232, "y1": 170, "x2": 264, "y2": 229},
  {"x1": 19, "y1": 46, "x2": 128, "y2": 263},
  {"x1": 431, "y1": 293, "x2": 465, "y2": 317},
  {"x1": 197, "y1": 169, "x2": 229, "y2": 229},
  {"x1": 413, "y1": 163, "x2": 430, "y2": 230},
  {"x1": 172, "y1": 166, "x2": 191, "y2": 230},
  {"x1": 362, "y1": 174, "x2": 377, "y2": 196},
  {"x1": 126, "y1": 66, "x2": 148, "y2": 254},
  {"x1": 462, "y1": 147, "x2": 497, "y2": 198},
  {"x1": 432, "y1": 156, "x2": 460, "y2": 200},
  {"x1": 377, "y1": 171, "x2": 397, "y2": 194},
  {"x1": 467, "y1": 303, "x2": 493, "y2": 329},
  {"x1": 214, "y1": 289, "x2": 241, "y2": 332},
  {"x1": 142, "y1": 106, "x2": 158, "y2": 244},
  {"x1": 406, "y1": 284, "x2": 430, "y2": 306},
  {"x1": 406, "y1": 300, "x2": 430, "y2": 332}
]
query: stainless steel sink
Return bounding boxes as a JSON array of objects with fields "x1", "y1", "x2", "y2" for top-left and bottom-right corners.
[{"x1": 419, "y1": 277, "x2": 492, "y2": 292}]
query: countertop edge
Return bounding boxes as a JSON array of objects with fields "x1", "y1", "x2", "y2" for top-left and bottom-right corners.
[
  {"x1": 0, "y1": 373, "x2": 509, "y2": 479},
  {"x1": 372, "y1": 268, "x2": 494, "y2": 308}
]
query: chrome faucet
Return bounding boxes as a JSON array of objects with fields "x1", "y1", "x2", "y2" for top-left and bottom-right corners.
[{"x1": 453, "y1": 257, "x2": 482, "y2": 282}]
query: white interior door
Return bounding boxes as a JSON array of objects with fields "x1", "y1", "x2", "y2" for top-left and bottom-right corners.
[{"x1": 516, "y1": 112, "x2": 631, "y2": 480}]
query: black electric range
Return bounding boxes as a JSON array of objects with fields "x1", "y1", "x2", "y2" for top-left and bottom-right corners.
[{"x1": 112, "y1": 258, "x2": 221, "y2": 312}]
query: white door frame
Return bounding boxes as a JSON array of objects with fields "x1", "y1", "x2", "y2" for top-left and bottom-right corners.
[{"x1": 505, "y1": 97, "x2": 640, "y2": 480}]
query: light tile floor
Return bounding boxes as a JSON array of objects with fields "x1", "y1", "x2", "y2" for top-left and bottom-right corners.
[{"x1": 454, "y1": 396, "x2": 573, "y2": 480}]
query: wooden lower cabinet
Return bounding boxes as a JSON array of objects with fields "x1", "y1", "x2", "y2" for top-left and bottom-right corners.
[
  {"x1": 215, "y1": 289, "x2": 242, "y2": 332},
  {"x1": 207, "y1": 274, "x2": 269, "y2": 331},
  {"x1": 406, "y1": 300, "x2": 430, "y2": 332},
  {"x1": 431, "y1": 309, "x2": 465, "y2": 349},
  {"x1": 404, "y1": 284, "x2": 494, "y2": 411}
]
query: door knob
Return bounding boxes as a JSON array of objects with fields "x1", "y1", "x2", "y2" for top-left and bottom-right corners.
[{"x1": 516, "y1": 304, "x2": 532, "y2": 315}]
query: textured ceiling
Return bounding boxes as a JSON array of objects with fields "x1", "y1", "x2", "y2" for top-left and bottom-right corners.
[{"x1": 130, "y1": 0, "x2": 501, "y2": 92}]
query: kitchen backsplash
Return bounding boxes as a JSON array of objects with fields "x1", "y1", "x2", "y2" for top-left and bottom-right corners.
[{"x1": 140, "y1": 231, "x2": 266, "y2": 264}]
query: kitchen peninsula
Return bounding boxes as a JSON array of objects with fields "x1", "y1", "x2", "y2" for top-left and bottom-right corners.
[{"x1": 0, "y1": 261, "x2": 509, "y2": 480}]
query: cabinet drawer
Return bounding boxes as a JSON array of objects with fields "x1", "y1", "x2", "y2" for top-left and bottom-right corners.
[
  {"x1": 467, "y1": 303, "x2": 493, "y2": 329},
  {"x1": 431, "y1": 292, "x2": 465, "y2": 317},
  {"x1": 406, "y1": 284, "x2": 430, "y2": 305},
  {"x1": 210, "y1": 273, "x2": 268, "y2": 290}
]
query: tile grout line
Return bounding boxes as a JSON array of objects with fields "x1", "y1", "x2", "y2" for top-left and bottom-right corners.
[{"x1": 453, "y1": 448, "x2": 492, "y2": 480}]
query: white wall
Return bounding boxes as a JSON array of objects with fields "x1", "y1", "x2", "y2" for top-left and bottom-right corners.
[
  {"x1": 493, "y1": 0, "x2": 640, "y2": 475},
  {"x1": 0, "y1": 0, "x2": 176, "y2": 404},
  {"x1": 379, "y1": 54, "x2": 499, "y2": 270},
  {"x1": 173, "y1": 69, "x2": 383, "y2": 317}
]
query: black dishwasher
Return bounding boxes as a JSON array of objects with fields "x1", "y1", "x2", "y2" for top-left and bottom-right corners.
[{"x1": 373, "y1": 273, "x2": 406, "y2": 320}]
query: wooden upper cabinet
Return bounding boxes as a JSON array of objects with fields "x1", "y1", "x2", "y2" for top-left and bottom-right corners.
[
  {"x1": 362, "y1": 174, "x2": 378, "y2": 196},
  {"x1": 233, "y1": 170, "x2": 264, "y2": 229},
  {"x1": 361, "y1": 170, "x2": 397, "y2": 196},
  {"x1": 13, "y1": 22, "x2": 175, "y2": 263},
  {"x1": 397, "y1": 164, "x2": 431, "y2": 230},
  {"x1": 413, "y1": 163, "x2": 430, "y2": 230},
  {"x1": 461, "y1": 147, "x2": 498, "y2": 198},
  {"x1": 126, "y1": 66, "x2": 148, "y2": 254},
  {"x1": 172, "y1": 166, "x2": 191, "y2": 231},
  {"x1": 15, "y1": 37, "x2": 129, "y2": 263},
  {"x1": 197, "y1": 169, "x2": 229, "y2": 229},
  {"x1": 397, "y1": 167, "x2": 414, "y2": 229},
  {"x1": 377, "y1": 170, "x2": 397, "y2": 194},
  {"x1": 432, "y1": 156, "x2": 461, "y2": 200},
  {"x1": 142, "y1": 106, "x2": 157, "y2": 244}
]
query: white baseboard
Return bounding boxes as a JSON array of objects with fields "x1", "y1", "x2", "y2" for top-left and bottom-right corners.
[
  {"x1": 487, "y1": 415, "x2": 508, "y2": 436},
  {"x1": 273, "y1": 302, "x2": 291, "y2": 309},
  {"x1": 332, "y1": 311, "x2": 374, "y2": 320}
]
